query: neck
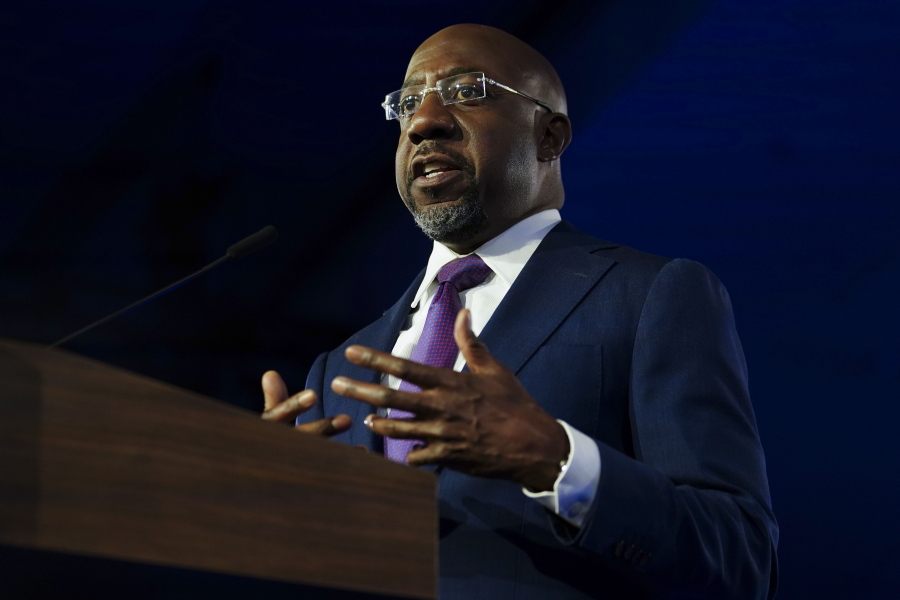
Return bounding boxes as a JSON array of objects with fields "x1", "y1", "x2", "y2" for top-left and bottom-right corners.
[{"x1": 440, "y1": 201, "x2": 561, "y2": 254}]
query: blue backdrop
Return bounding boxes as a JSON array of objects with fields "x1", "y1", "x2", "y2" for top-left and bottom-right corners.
[{"x1": 1, "y1": 1, "x2": 897, "y2": 597}]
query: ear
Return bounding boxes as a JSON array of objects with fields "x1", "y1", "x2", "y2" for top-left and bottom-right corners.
[{"x1": 536, "y1": 112, "x2": 572, "y2": 162}]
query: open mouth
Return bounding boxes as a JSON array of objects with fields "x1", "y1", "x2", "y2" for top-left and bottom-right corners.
[{"x1": 412, "y1": 154, "x2": 463, "y2": 182}]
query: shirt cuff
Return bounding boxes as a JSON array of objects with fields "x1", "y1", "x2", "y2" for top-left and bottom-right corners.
[{"x1": 521, "y1": 420, "x2": 601, "y2": 527}]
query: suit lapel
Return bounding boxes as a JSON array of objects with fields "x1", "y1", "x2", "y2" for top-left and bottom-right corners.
[
  {"x1": 353, "y1": 267, "x2": 426, "y2": 362},
  {"x1": 329, "y1": 269, "x2": 425, "y2": 448},
  {"x1": 478, "y1": 222, "x2": 617, "y2": 375}
]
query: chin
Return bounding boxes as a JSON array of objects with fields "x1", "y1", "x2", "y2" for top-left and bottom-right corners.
[{"x1": 407, "y1": 192, "x2": 488, "y2": 244}]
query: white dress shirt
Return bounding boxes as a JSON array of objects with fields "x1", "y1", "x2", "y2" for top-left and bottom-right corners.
[{"x1": 386, "y1": 209, "x2": 601, "y2": 527}]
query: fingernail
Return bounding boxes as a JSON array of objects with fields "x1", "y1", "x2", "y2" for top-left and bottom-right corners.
[
  {"x1": 332, "y1": 377, "x2": 347, "y2": 392},
  {"x1": 345, "y1": 346, "x2": 363, "y2": 361},
  {"x1": 364, "y1": 414, "x2": 374, "y2": 429}
]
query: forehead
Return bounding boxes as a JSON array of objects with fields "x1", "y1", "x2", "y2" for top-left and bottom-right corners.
[{"x1": 402, "y1": 36, "x2": 516, "y2": 88}]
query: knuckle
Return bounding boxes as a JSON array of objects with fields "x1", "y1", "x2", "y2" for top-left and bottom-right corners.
[
  {"x1": 386, "y1": 416, "x2": 414, "y2": 436},
  {"x1": 434, "y1": 370, "x2": 459, "y2": 391},
  {"x1": 446, "y1": 422, "x2": 469, "y2": 441},
  {"x1": 382, "y1": 419, "x2": 398, "y2": 435},
  {"x1": 363, "y1": 350, "x2": 389, "y2": 371},
  {"x1": 431, "y1": 443, "x2": 452, "y2": 460},
  {"x1": 394, "y1": 360, "x2": 413, "y2": 382},
  {"x1": 370, "y1": 386, "x2": 392, "y2": 406},
  {"x1": 296, "y1": 419, "x2": 330, "y2": 435},
  {"x1": 416, "y1": 396, "x2": 444, "y2": 420},
  {"x1": 466, "y1": 336, "x2": 487, "y2": 350},
  {"x1": 263, "y1": 404, "x2": 292, "y2": 422},
  {"x1": 431, "y1": 420, "x2": 456, "y2": 440}
]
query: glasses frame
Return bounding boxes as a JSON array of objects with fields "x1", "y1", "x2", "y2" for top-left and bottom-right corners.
[{"x1": 381, "y1": 72, "x2": 555, "y2": 120}]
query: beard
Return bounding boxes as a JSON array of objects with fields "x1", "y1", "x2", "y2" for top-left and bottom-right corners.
[
  {"x1": 402, "y1": 147, "x2": 488, "y2": 245},
  {"x1": 406, "y1": 184, "x2": 488, "y2": 244}
]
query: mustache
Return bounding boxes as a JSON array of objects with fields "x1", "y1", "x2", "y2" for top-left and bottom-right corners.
[
  {"x1": 406, "y1": 143, "x2": 473, "y2": 190},
  {"x1": 404, "y1": 140, "x2": 475, "y2": 206}
]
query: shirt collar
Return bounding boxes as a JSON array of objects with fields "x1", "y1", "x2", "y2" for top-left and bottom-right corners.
[{"x1": 409, "y1": 209, "x2": 562, "y2": 308}]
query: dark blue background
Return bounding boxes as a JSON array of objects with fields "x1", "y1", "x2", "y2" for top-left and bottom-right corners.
[{"x1": 1, "y1": 1, "x2": 897, "y2": 597}]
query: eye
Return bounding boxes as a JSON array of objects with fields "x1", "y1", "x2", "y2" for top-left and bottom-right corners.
[
  {"x1": 447, "y1": 83, "x2": 482, "y2": 103},
  {"x1": 397, "y1": 94, "x2": 422, "y2": 116}
]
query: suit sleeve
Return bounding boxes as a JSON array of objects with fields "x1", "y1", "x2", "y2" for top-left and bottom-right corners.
[{"x1": 568, "y1": 258, "x2": 778, "y2": 599}]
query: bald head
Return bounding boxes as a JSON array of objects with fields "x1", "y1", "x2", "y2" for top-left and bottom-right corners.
[{"x1": 407, "y1": 24, "x2": 568, "y2": 116}]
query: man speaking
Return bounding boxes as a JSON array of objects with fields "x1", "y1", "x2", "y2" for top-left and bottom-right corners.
[{"x1": 262, "y1": 23, "x2": 778, "y2": 600}]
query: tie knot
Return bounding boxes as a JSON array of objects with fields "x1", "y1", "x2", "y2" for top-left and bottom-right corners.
[{"x1": 437, "y1": 254, "x2": 492, "y2": 292}]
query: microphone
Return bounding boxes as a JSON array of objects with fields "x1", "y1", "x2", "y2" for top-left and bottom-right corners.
[{"x1": 49, "y1": 226, "x2": 278, "y2": 349}]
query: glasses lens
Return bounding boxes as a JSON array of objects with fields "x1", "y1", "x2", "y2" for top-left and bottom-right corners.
[
  {"x1": 381, "y1": 73, "x2": 486, "y2": 120},
  {"x1": 439, "y1": 72, "x2": 485, "y2": 105},
  {"x1": 384, "y1": 86, "x2": 425, "y2": 120}
]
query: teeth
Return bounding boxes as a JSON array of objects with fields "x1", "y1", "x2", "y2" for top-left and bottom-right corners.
[
  {"x1": 426, "y1": 171, "x2": 442, "y2": 178},
  {"x1": 423, "y1": 162, "x2": 449, "y2": 174}
]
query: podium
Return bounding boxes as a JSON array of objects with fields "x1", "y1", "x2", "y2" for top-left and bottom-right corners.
[{"x1": 0, "y1": 339, "x2": 436, "y2": 599}]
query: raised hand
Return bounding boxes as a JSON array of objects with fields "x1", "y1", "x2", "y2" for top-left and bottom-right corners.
[
  {"x1": 261, "y1": 370, "x2": 352, "y2": 436},
  {"x1": 330, "y1": 309, "x2": 569, "y2": 491}
]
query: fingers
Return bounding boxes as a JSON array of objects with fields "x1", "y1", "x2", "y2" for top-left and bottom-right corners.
[
  {"x1": 454, "y1": 309, "x2": 495, "y2": 373},
  {"x1": 363, "y1": 414, "x2": 458, "y2": 441},
  {"x1": 295, "y1": 414, "x2": 352, "y2": 436},
  {"x1": 260, "y1": 371, "x2": 352, "y2": 438},
  {"x1": 261, "y1": 388, "x2": 318, "y2": 423},
  {"x1": 331, "y1": 376, "x2": 437, "y2": 414},
  {"x1": 343, "y1": 345, "x2": 448, "y2": 389},
  {"x1": 262, "y1": 370, "x2": 289, "y2": 411},
  {"x1": 407, "y1": 441, "x2": 463, "y2": 467},
  {"x1": 362, "y1": 416, "x2": 467, "y2": 466}
]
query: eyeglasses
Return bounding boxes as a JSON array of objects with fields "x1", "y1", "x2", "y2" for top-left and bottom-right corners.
[{"x1": 381, "y1": 71, "x2": 554, "y2": 120}]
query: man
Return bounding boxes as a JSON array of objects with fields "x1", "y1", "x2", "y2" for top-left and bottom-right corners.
[{"x1": 262, "y1": 24, "x2": 777, "y2": 599}]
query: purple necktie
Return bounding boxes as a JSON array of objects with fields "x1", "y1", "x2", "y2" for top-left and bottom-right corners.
[{"x1": 384, "y1": 254, "x2": 492, "y2": 464}]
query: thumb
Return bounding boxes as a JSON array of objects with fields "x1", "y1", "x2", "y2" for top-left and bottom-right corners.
[
  {"x1": 262, "y1": 370, "x2": 289, "y2": 411},
  {"x1": 454, "y1": 309, "x2": 496, "y2": 373}
]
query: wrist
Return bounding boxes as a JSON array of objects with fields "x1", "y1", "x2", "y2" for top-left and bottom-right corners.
[{"x1": 520, "y1": 420, "x2": 570, "y2": 492}]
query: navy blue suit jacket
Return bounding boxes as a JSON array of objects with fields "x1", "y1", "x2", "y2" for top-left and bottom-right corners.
[{"x1": 300, "y1": 222, "x2": 778, "y2": 599}]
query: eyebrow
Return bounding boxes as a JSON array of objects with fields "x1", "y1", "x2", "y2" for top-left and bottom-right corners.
[{"x1": 401, "y1": 66, "x2": 483, "y2": 89}]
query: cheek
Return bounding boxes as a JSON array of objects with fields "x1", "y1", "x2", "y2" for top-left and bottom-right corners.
[
  {"x1": 395, "y1": 139, "x2": 409, "y2": 192},
  {"x1": 481, "y1": 129, "x2": 538, "y2": 195}
]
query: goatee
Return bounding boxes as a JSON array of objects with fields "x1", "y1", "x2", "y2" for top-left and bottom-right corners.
[{"x1": 403, "y1": 148, "x2": 488, "y2": 244}]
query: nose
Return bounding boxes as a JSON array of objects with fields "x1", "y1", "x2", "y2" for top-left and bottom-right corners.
[{"x1": 405, "y1": 91, "x2": 456, "y2": 145}]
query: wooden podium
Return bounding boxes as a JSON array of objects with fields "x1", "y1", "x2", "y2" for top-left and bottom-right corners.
[{"x1": 0, "y1": 339, "x2": 436, "y2": 599}]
